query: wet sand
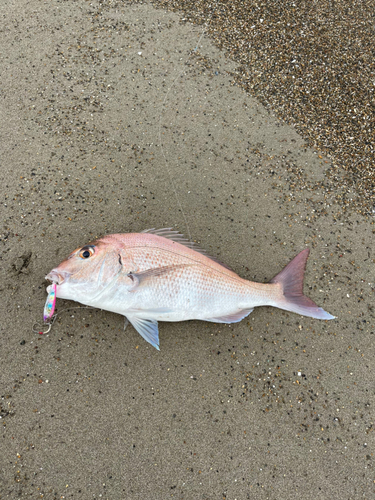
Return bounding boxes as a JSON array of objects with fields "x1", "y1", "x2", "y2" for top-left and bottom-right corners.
[{"x1": 0, "y1": 1, "x2": 373, "y2": 499}]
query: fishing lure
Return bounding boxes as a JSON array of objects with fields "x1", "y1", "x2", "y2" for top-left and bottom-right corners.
[{"x1": 43, "y1": 282, "x2": 56, "y2": 322}]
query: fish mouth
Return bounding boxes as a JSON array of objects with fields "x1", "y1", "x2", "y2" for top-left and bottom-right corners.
[{"x1": 45, "y1": 270, "x2": 70, "y2": 285}]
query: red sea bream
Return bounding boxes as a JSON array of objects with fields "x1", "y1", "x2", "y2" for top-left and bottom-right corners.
[{"x1": 46, "y1": 228, "x2": 334, "y2": 350}]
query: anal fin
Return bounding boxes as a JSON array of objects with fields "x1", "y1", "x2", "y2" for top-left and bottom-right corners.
[{"x1": 205, "y1": 308, "x2": 254, "y2": 324}]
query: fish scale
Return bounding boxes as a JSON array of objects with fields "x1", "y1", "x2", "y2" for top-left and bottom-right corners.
[{"x1": 46, "y1": 228, "x2": 335, "y2": 350}]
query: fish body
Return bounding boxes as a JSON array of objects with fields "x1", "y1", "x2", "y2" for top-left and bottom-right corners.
[{"x1": 46, "y1": 228, "x2": 334, "y2": 349}]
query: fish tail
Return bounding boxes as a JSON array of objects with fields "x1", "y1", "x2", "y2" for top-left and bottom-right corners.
[{"x1": 270, "y1": 249, "x2": 335, "y2": 320}]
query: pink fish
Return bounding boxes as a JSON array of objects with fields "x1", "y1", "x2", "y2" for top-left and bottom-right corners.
[{"x1": 45, "y1": 228, "x2": 334, "y2": 350}]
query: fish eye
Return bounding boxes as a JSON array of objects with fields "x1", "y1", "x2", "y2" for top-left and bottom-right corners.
[{"x1": 79, "y1": 246, "x2": 94, "y2": 259}]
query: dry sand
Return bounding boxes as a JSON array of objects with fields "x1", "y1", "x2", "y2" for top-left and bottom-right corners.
[{"x1": 0, "y1": 1, "x2": 373, "y2": 499}]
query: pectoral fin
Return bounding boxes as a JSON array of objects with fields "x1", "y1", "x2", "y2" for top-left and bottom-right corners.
[
  {"x1": 127, "y1": 316, "x2": 160, "y2": 350},
  {"x1": 128, "y1": 264, "x2": 193, "y2": 290}
]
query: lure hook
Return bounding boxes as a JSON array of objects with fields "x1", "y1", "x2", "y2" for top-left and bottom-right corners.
[{"x1": 32, "y1": 314, "x2": 57, "y2": 334}]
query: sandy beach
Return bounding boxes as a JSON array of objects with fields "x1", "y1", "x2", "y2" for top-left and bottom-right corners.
[{"x1": 0, "y1": 1, "x2": 373, "y2": 499}]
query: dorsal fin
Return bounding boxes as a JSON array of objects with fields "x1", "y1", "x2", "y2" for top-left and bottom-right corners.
[
  {"x1": 142, "y1": 228, "x2": 196, "y2": 247},
  {"x1": 141, "y1": 228, "x2": 234, "y2": 271}
]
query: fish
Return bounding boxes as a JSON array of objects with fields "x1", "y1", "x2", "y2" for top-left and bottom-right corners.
[{"x1": 45, "y1": 228, "x2": 335, "y2": 350}]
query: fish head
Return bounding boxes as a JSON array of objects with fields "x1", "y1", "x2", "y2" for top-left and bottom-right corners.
[{"x1": 45, "y1": 237, "x2": 124, "y2": 302}]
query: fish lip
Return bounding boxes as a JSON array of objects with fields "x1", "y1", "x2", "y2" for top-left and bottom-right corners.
[{"x1": 45, "y1": 270, "x2": 70, "y2": 285}]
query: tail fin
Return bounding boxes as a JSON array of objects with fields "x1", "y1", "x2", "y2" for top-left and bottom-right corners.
[{"x1": 270, "y1": 249, "x2": 335, "y2": 320}]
